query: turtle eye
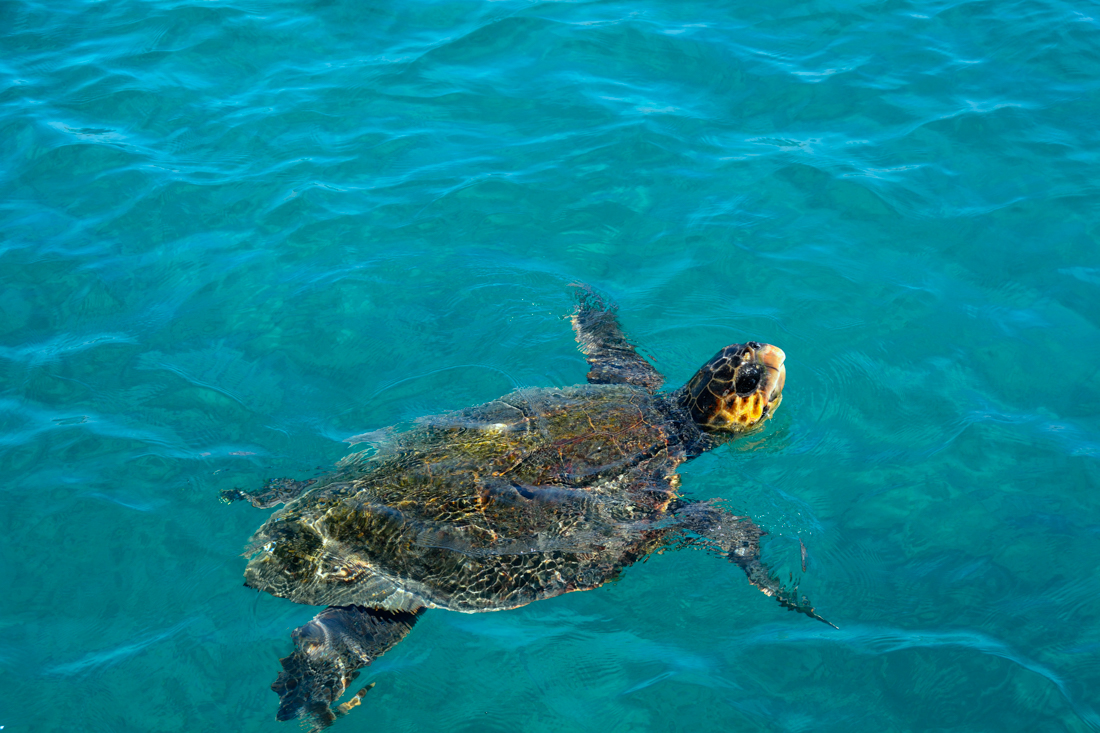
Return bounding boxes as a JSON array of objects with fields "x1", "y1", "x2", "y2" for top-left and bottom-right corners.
[{"x1": 734, "y1": 365, "x2": 762, "y2": 395}]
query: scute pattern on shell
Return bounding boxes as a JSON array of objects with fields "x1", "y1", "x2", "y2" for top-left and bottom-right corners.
[{"x1": 243, "y1": 385, "x2": 697, "y2": 612}]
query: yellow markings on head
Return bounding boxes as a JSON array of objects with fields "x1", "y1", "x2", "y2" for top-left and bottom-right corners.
[
  {"x1": 707, "y1": 392, "x2": 780, "y2": 431},
  {"x1": 717, "y1": 393, "x2": 763, "y2": 425}
]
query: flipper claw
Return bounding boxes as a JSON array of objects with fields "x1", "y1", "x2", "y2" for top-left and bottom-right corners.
[
  {"x1": 335, "y1": 682, "x2": 374, "y2": 717},
  {"x1": 302, "y1": 683, "x2": 375, "y2": 733}
]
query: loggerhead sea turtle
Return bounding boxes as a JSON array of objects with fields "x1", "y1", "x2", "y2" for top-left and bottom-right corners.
[{"x1": 224, "y1": 287, "x2": 833, "y2": 729}]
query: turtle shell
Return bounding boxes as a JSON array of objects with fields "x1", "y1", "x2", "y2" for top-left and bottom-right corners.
[{"x1": 243, "y1": 384, "x2": 698, "y2": 612}]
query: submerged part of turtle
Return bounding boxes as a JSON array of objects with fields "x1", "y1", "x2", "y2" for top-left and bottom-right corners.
[{"x1": 225, "y1": 286, "x2": 833, "y2": 729}]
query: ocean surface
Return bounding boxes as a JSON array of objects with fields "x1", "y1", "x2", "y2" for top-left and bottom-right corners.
[{"x1": 2, "y1": 0, "x2": 1099, "y2": 731}]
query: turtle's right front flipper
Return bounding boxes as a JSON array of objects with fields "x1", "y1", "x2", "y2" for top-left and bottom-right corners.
[
  {"x1": 672, "y1": 502, "x2": 837, "y2": 629},
  {"x1": 272, "y1": 605, "x2": 423, "y2": 729},
  {"x1": 734, "y1": 552, "x2": 838, "y2": 629}
]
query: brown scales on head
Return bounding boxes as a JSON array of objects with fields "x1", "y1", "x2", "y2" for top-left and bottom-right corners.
[{"x1": 681, "y1": 342, "x2": 786, "y2": 433}]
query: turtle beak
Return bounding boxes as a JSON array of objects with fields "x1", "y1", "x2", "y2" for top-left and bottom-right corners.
[{"x1": 754, "y1": 344, "x2": 786, "y2": 407}]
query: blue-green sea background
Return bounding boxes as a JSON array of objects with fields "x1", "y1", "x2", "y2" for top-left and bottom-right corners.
[{"x1": 3, "y1": 0, "x2": 1099, "y2": 730}]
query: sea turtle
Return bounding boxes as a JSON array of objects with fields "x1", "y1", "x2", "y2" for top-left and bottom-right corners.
[{"x1": 225, "y1": 287, "x2": 833, "y2": 729}]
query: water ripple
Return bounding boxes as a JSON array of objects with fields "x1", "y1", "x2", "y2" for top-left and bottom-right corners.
[
  {"x1": 738, "y1": 622, "x2": 1100, "y2": 729},
  {"x1": 2, "y1": 0, "x2": 1098, "y2": 730}
]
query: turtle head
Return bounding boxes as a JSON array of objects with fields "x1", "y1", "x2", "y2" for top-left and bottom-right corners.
[{"x1": 681, "y1": 342, "x2": 786, "y2": 433}]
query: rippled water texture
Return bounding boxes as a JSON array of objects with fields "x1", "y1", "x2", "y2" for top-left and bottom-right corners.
[{"x1": 2, "y1": 0, "x2": 1099, "y2": 731}]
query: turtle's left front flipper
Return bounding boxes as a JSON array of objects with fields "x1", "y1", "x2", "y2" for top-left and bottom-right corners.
[
  {"x1": 272, "y1": 605, "x2": 423, "y2": 729},
  {"x1": 672, "y1": 502, "x2": 837, "y2": 629},
  {"x1": 570, "y1": 284, "x2": 664, "y2": 391}
]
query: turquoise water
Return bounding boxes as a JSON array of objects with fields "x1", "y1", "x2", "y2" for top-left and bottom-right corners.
[{"x1": 2, "y1": 0, "x2": 1099, "y2": 730}]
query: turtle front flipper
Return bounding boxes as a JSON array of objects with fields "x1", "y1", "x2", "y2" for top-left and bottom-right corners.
[
  {"x1": 221, "y1": 478, "x2": 317, "y2": 508},
  {"x1": 272, "y1": 605, "x2": 423, "y2": 728},
  {"x1": 570, "y1": 284, "x2": 664, "y2": 391},
  {"x1": 672, "y1": 501, "x2": 837, "y2": 629},
  {"x1": 736, "y1": 549, "x2": 838, "y2": 630}
]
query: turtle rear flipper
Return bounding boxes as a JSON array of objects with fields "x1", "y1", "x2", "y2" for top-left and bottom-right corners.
[
  {"x1": 672, "y1": 501, "x2": 837, "y2": 629},
  {"x1": 273, "y1": 605, "x2": 423, "y2": 728},
  {"x1": 570, "y1": 284, "x2": 664, "y2": 391}
]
